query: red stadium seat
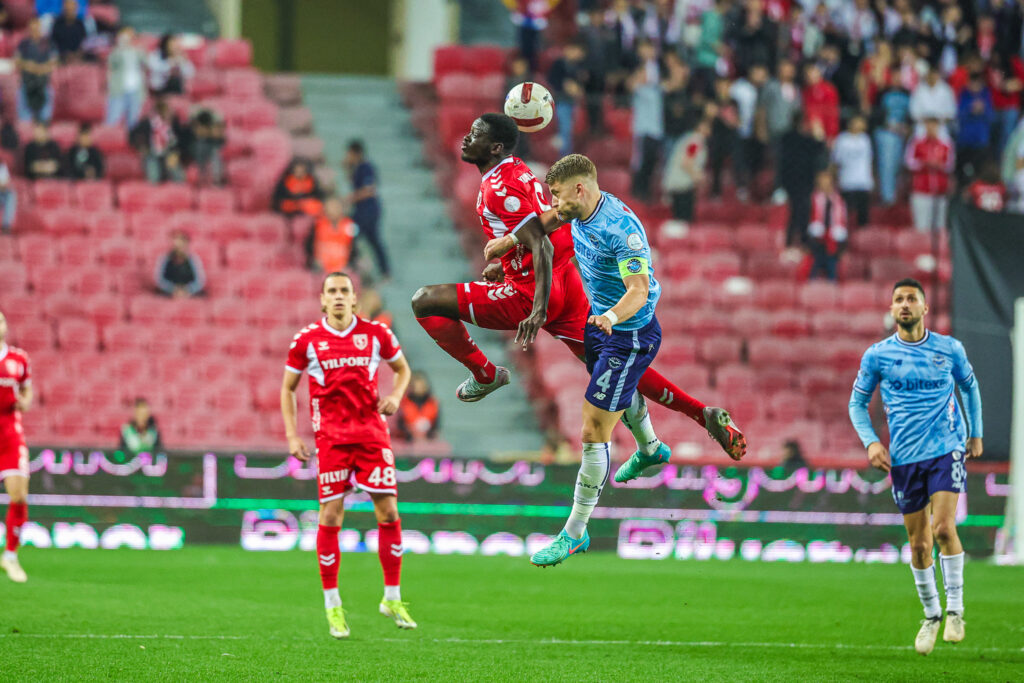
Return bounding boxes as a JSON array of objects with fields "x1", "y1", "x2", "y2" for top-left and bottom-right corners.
[
  {"x1": 105, "y1": 152, "x2": 145, "y2": 181},
  {"x1": 714, "y1": 363, "x2": 755, "y2": 392},
  {"x1": 74, "y1": 179, "x2": 116, "y2": 211},
  {"x1": 277, "y1": 106, "x2": 313, "y2": 135},
  {"x1": 0, "y1": 261, "x2": 27, "y2": 293},
  {"x1": 768, "y1": 310, "x2": 810, "y2": 338},
  {"x1": 735, "y1": 224, "x2": 781, "y2": 253},
  {"x1": 839, "y1": 281, "x2": 880, "y2": 311},
  {"x1": 56, "y1": 319, "x2": 100, "y2": 350},
  {"x1": 797, "y1": 281, "x2": 841, "y2": 308},
  {"x1": 264, "y1": 74, "x2": 302, "y2": 106},
  {"x1": 687, "y1": 226, "x2": 735, "y2": 252},
  {"x1": 210, "y1": 39, "x2": 254, "y2": 68},
  {"x1": 752, "y1": 280, "x2": 797, "y2": 310},
  {"x1": 33, "y1": 179, "x2": 73, "y2": 209},
  {"x1": 38, "y1": 208, "x2": 86, "y2": 236},
  {"x1": 90, "y1": 126, "x2": 130, "y2": 156},
  {"x1": 849, "y1": 226, "x2": 893, "y2": 258},
  {"x1": 290, "y1": 136, "x2": 324, "y2": 162},
  {"x1": 117, "y1": 181, "x2": 158, "y2": 213},
  {"x1": 7, "y1": 319, "x2": 52, "y2": 351},
  {"x1": 152, "y1": 184, "x2": 196, "y2": 213},
  {"x1": 746, "y1": 252, "x2": 797, "y2": 280},
  {"x1": 697, "y1": 253, "x2": 742, "y2": 282}
]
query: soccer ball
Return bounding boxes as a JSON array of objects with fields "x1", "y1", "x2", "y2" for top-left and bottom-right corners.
[{"x1": 504, "y1": 82, "x2": 554, "y2": 133}]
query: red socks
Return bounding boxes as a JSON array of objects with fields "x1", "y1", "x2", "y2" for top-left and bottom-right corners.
[
  {"x1": 5, "y1": 502, "x2": 27, "y2": 553},
  {"x1": 638, "y1": 369, "x2": 707, "y2": 426},
  {"x1": 416, "y1": 316, "x2": 496, "y2": 384},
  {"x1": 316, "y1": 524, "x2": 340, "y2": 590},
  {"x1": 377, "y1": 519, "x2": 403, "y2": 588}
]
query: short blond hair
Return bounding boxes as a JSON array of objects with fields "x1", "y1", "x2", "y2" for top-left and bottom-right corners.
[{"x1": 545, "y1": 154, "x2": 597, "y2": 185}]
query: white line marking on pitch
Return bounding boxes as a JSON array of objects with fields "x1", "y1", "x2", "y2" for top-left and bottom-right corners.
[{"x1": 1, "y1": 634, "x2": 1020, "y2": 653}]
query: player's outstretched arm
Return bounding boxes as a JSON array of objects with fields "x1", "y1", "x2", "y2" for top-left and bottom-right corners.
[
  {"x1": 483, "y1": 210, "x2": 561, "y2": 261},
  {"x1": 280, "y1": 369, "x2": 310, "y2": 461},
  {"x1": 515, "y1": 223, "x2": 555, "y2": 348},
  {"x1": 588, "y1": 273, "x2": 648, "y2": 335},
  {"x1": 379, "y1": 354, "x2": 412, "y2": 415}
]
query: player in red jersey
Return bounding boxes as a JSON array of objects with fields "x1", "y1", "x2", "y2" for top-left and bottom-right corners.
[
  {"x1": 412, "y1": 113, "x2": 745, "y2": 460},
  {"x1": 0, "y1": 311, "x2": 31, "y2": 583},
  {"x1": 281, "y1": 272, "x2": 415, "y2": 639}
]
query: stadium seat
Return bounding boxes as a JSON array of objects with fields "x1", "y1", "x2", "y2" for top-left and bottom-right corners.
[
  {"x1": 291, "y1": 136, "x2": 325, "y2": 162},
  {"x1": 696, "y1": 335, "x2": 743, "y2": 365},
  {"x1": 277, "y1": 106, "x2": 314, "y2": 135},
  {"x1": 56, "y1": 319, "x2": 100, "y2": 350},
  {"x1": 152, "y1": 184, "x2": 197, "y2": 213},
  {"x1": 33, "y1": 179, "x2": 73, "y2": 209},
  {"x1": 768, "y1": 310, "x2": 810, "y2": 338},
  {"x1": 38, "y1": 208, "x2": 85, "y2": 236},
  {"x1": 796, "y1": 281, "x2": 841, "y2": 308},
  {"x1": 74, "y1": 179, "x2": 116, "y2": 211},
  {"x1": 697, "y1": 253, "x2": 742, "y2": 281},
  {"x1": 223, "y1": 68, "x2": 263, "y2": 99},
  {"x1": 0, "y1": 261, "x2": 26, "y2": 293},
  {"x1": 752, "y1": 280, "x2": 797, "y2": 310},
  {"x1": 90, "y1": 126, "x2": 130, "y2": 156},
  {"x1": 839, "y1": 281, "x2": 879, "y2": 311},
  {"x1": 210, "y1": 39, "x2": 254, "y2": 68},
  {"x1": 105, "y1": 152, "x2": 145, "y2": 182},
  {"x1": 8, "y1": 319, "x2": 52, "y2": 350},
  {"x1": 766, "y1": 390, "x2": 809, "y2": 422},
  {"x1": 263, "y1": 74, "x2": 302, "y2": 106},
  {"x1": 242, "y1": 101, "x2": 280, "y2": 131}
]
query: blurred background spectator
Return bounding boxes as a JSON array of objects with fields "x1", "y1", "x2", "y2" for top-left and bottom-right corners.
[
  {"x1": 662, "y1": 115, "x2": 709, "y2": 226},
  {"x1": 154, "y1": 230, "x2": 206, "y2": 298},
  {"x1": 273, "y1": 158, "x2": 323, "y2": 218},
  {"x1": 307, "y1": 195, "x2": 357, "y2": 273},
  {"x1": 806, "y1": 168, "x2": 847, "y2": 282},
  {"x1": 0, "y1": 161, "x2": 16, "y2": 234},
  {"x1": 832, "y1": 114, "x2": 873, "y2": 228},
  {"x1": 24, "y1": 121, "x2": 60, "y2": 180},
  {"x1": 547, "y1": 40, "x2": 587, "y2": 156},
  {"x1": 131, "y1": 97, "x2": 186, "y2": 183},
  {"x1": 965, "y1": 161, "x2": 1006, "y2": 213},
  {"x1": 628, "y1": 38, "x2": 663, "y2": 201},
  {"x1": 396, "y1": 371, "x2": 440, "y2": 442},
  {"x1": 50, "y1": 0, "x2": 87, "y2": 63},
  {"x1": 189, "y1": 107, "x2": 225, "y2": 186},
  {"x1": 16, "y1": 17, "x2": 57, "y2": 122},
  {"x1": 147, "y1": 32, "x2": 194, "y2": 96},
  {"x1": 118, "y1": 397, "x2": 162, "y2": 456},
  {"x1": 344, "y1": 140, "x2": 390, "y2": 279},
  {"x1": 503, "y1": 0, "x2": 560, "y2": 73},
  {"x1": 67, "y1": 123, "x2": 104, "y2": 180},
  {"x1": 106, "y1": 26, "x2": 146, "y2": 128},
  {"x1": 905, "y1": 117, "x2": 954, "y2": 232}
]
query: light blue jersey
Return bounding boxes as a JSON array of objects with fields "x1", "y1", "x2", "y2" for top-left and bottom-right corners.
[
  {"x1": 569, "y1": 192, "x2": 661, "y2": 331},
  {"x1": 849, "y1": 330, "x2": 983, "y2": 466}
]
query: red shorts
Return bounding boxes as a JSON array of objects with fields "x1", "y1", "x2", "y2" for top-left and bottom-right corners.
[
  {"x1": 315, "y1": 441, "x2": 396, "y2": 503},
  {"x1": 0, "y1": 426, "x2": 28, "y2": 480},
  {"x1": 457, "y1": 264, "x2": 587, "y2": 354}
]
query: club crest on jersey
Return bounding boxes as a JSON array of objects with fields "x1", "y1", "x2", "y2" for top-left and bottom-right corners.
[
  {"x1": 353, "y1": 334, "x2": 368, "y2": 350},
  {"x1": 607, "y1": 357, "x2": 622, "y2": 369},
  {"x1": 504, "y1": 195, "x2": 521, "y2": 212},
  {"x1": 932, "y1": 355, "x2": 946, "y2": 367},
  {"x1": 382, "y1": 448, "x2": 395, "y2": 465}
]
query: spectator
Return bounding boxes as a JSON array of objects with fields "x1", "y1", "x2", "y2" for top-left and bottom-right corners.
[
  {"x1": 641, "y1": 0, "x2": 682, "y2": 53},
  {"x1": 729, "y1": 0, "x2": 778, "y2": 75},
  {"x1": 15, "y1": 18, "x2": 58, "y2": 123},
  {"x1": 778, "y1": 439, "x2": 809, "y2": 471},
  {"x1": 729, "y1": 63, "x2": 768, "y2": 201},
  {"x1": 986, "y1": 51, "x2": 1024, "y2": 154},
  {"x1": 831, "y1": 114, "x2": 874, "y2": 228},
  {"x1": 693, "y1": 0, "x2": 727, "y2": 95},
  {"x1": 50, "y1": 0, "x2": 87, "y2": 62},
  {"x1": 955, "y1": 71, "x2": 994, "y2": 185},
  {"x1": 308, "y1": 196, "x2": 358, "y2": 273},
  {"x1": 578, "y1": 7, "x2": 610, "y2": 133},
  {"x1": 0, "y1": 161, "x2": 16, "y2": 234},
  {"x1": 806, "y1": 168, "x2": 848, "y2": 282},
  {"x1": 661, "y1": 52, "x2": 695, "y2": 149},
  {"x1": 0, "y1": 114, "x2": 17, "y2": 152},
  {"x1": 344, "y1": 140, "x2": 390, "y2": 279},
  {"x1": 66, "y1": 122, "x2": 103, "y2": 179},
  {"x1": 106, "y1": 26, "x2": 146, "y2": 128},
  {"x1": 662, "y1": 117, "x2": 710, "y2": 226},
  {"x1": 836, "y1": 0, "x2": 879, "y2": 57},
  {"x1": 502, "y1": 0, "x2": 559, "y2": 73},
  {"x1": 273, "y1": 158, "x2": 324, "y2": 218},
  {"x1": 761, "y1": 58, "x2": 802, "y2": 204},
  {"x1": 780, "y1": 115, "x2": 828, "y2": 247},
  {"x1": 154, "y1": 230, "x2": 206, "y2": 298},
  {"x1": 909, "y1": 64, "x2": 956, "y2": 131},
  {"x1": 130, "y1": 97, "x2": 186, "y2": 183},
  {"x1": 118, "y1": 398, "x2": 162, "y2": 455},
  {"x1": 816, "y1": 42, "x2": 858, "y2": 109},
  {"x1": 905, "y1": 117, "x2": 954, "y2": 233},
  {"x1": 627, "y1": 39, "x2": 663, "y2": 202},
  {"x1": 965, "y1": 161, "x2": 1006, "y2": 213},
  {"x1": 802, "y1": 62, "x2": 839, "y2": 140},
  {"x1": 396, "y1": 371, "x2": 440, "y2": 442},
  {"x1": 873, "y1": 85, "x2": 912, "y2": 206},
  {"x1": 707, "y1": 81, "x2": 738, "y2": 200},
  {"x1": 147, "y1": 33, "x2": 194, "y2": 96},
  {"x1": 856, "y1": 41, "x2": 894, "y2": 112},
  {"x1": 190, "y1": 107, "x2": 225, "y2": 186},
  {"x1": 23, "y1": 121, "x2": 61, "y2": 180},
  {"x1": 547, "y1": 40, "x2": 587, "y2": 156},
  {"x1": 358, "y1": 287, "x2": 392, "y2": 327}
]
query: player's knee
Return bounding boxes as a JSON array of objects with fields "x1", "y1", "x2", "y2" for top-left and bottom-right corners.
[
  {"x1": 372, "y1": 497, "x2": 399, "y2": 524},
  {"x1": 319, "y1": 503, "x2": 343, "y2": 527},
  {"x1": 7, "y1": 490, "x2": 26, "y2": 504},
  {"x1": 932, "y1": 519, "x2": 957, "y2": 546},
  {"x1": 410, "y1": 286, "x2": 436, "y2": 317},
  {"x1": 909, "y1": 539, "x2": 932, "y2": 561}
]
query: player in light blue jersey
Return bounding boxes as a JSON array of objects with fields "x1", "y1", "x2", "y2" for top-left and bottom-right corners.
[{"x1": 848, "y1": 278, "x2": 983, "y2": 655}]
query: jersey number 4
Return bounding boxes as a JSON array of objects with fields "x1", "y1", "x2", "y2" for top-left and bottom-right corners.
[{"x1": 367, "y1": 466, "x2": 396, "y2": 488}]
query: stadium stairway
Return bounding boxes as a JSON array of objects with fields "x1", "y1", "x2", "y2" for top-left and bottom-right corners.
[{"x1": 302, "y1": 74, "x2": 543, "y2": 454}]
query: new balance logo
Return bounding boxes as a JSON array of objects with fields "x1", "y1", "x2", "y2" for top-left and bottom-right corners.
[
  {"x1": 319, "y1": 553, "x2": 337, "y2": 566},
  {"x1": 390, "y1": 543, "x2": 403, "y2": 558}
]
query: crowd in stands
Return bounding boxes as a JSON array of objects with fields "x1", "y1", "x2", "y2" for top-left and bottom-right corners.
[{"x1": 508, "y1": 0, "x2": 1024, "y2": 283}]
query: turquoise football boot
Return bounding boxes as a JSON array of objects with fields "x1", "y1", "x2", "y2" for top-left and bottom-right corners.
[
  {"x1": 613, "y1": 442, "x2": 671, "y2": 483},
  {"x1": 530, "y1": 529, "x2": 590, "y2": 567}
]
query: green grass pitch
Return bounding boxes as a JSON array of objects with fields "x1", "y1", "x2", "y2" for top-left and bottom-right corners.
[{"x1": 1, "y1": 548, "x2": 1021, "y2": 681}]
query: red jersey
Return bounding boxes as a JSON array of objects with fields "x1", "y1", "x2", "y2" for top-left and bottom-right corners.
[
  {"x1": 285, "y1": 317, "x2": 402, "y2": 447},
  {"x1": 477, "y1": 156, "x2": 573, "y2": 284},
  {"x1": 968, "y1": 181, "x2": 1006, "y2": 212},
  {"x1": 0, "y1": 344, "x2": 30, "y2": 432},
  {"x1": 904, "y1": 134, "x2": 954, "y2": 196}
]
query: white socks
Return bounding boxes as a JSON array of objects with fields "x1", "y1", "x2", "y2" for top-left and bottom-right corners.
[
  {"x1": 323, "y1": 588, "x2": 341, "y2": 609},
  {"x1": 2, "y1": 550, "x2": 16, "y2": 562},
  {"x1": 384, "y1": 585, "x2": 401, "y2": 601},
  {"x1": 911, "y1": 564, "x2": 942, "y2": 619},
  {"x1": 564, "y1": 442, "x2": 610, "y2": 539},
  {"x1": 620, "y1": 393, "x2": 661, "y2": 456},
  {"x1": 940, "y1": 552, "x2": 964, "y2": 614}
]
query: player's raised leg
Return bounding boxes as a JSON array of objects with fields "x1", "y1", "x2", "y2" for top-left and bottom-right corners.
[
  {"x1": 317, "y1": 496, "x2": 349, "y2": 638},
  {"x1": 904, "y1": 504, "x2": 943, "y2": 655},
  {"x1": 411, "y1": 283, "x2": 508, "y2": 401},
  {"x1": 932, "y1": 491, "x2": 966, "y2": 643},
  {"x1": 371, "y1": 493, "x2": 416, "y2": 629},
  {"x1": 1, "y1": 473, "x2": 28, "y2": 583}
]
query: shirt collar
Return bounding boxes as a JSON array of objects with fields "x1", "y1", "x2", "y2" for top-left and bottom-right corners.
[
  {"x1": 321, "y1": 316, "x2": 358, "y2": 338},
  {"x1": 894, "y1": 329, "x2": 930, "y2": 346},
  {"x1": 581, "y1": 192, "x2": 606, "y2": 225},
  {"x1": 482, "y1": 156, "x2": 515, "y2": 182}
]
